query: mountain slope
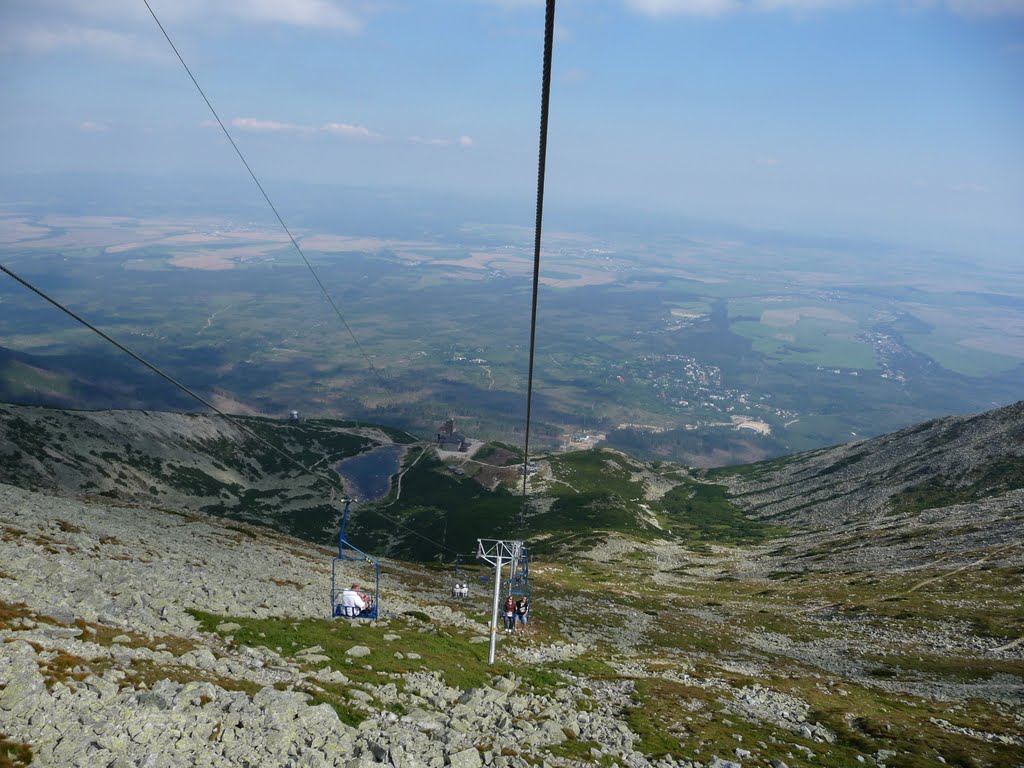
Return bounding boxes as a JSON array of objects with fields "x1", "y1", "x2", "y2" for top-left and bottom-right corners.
[
  {"x1": 1, "y1": 478, "x2": 1022, "y2": 768},
  {"x1": 712, "y1": 400, "x2": 1024, "y2": 528},
  {"x1": 0, "y1": 345, "x2": 196, "y2": 411},
  {"x1": 0, "y1": 402, "x2": 415, "y2": 541},
  {"x1": 2, "y1": 400, "x2": 1022, "y2": 565},
  {"x1": 1, "y1": 400, "x2": 1023, "y2": 766}
]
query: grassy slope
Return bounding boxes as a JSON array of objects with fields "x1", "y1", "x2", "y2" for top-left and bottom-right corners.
[
  {"x1": 182, "y1": 540, "x2": 1024, "y2": 768},
  {"x1": 350, "y1": 448, "x2": 786, "y2": 559}
]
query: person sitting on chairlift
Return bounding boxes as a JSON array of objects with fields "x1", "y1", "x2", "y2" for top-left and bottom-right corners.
[
  {"x1": 341, "y1": 582, "x2": 368, "y2": 618},
  {"x1": 515, "y1": 595, "x2": 530, "y2": 636},
  {"x1": 503, "y1": 595, "x2": 516, "y2": 633}
]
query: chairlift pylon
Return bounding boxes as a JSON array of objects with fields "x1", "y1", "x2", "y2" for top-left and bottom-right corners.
[{"x1": 330, "y1": 497, "x2": 380, "y2": 619}]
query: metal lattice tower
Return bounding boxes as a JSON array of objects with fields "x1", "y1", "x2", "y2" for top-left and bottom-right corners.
[{"x1": 477, "y1": 539, "x2": 524, "y2": 665}]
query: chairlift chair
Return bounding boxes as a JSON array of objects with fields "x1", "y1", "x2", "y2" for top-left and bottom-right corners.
[
  {"x1": 330, "y1": 498, "x2": 380, "y2": 619},
  {"x1": 508, "y1": 546, "x2": 531, "y2": 599},
  {"x1": 449, "y1": 554, "x2": 469, "y2": 599}
]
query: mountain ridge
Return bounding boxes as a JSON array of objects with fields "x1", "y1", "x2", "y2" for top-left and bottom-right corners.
[
  {"x1": 1, "y1": 399, "x2": 1022, "y2": 560},
  {"x1": 712, "y1": 400, "x2": 1024, "y2": 528}
]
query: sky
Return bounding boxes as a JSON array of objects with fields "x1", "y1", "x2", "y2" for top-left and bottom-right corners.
[{"x1": 1, "y1": 0, "x2": 1022, "y2": 258}]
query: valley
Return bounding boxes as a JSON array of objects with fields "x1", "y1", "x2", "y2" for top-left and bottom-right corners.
[{"x1": 2, "y1": 202, "x2": 1022, "y2": 467}]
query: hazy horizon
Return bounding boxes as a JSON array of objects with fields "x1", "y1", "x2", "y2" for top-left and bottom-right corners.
[{"x1": 1, "y1": 0, "x2": 1023, "y2": 259}]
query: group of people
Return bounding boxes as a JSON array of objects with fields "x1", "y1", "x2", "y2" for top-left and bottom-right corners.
[
  {"x1": 502, "y1": 595, "x2": 530, "y2": 635},
  {"x1": 338, "y1": 582, "x2": 373, "y2": 618},
  {"x1": 451, "y1": 582, "x2": 470, "y2": 598}
]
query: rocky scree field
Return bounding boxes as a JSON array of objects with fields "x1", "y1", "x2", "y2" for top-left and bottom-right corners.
[
  {"x1": 0, "y1": 497, "x2": 1022, "y2": 765},
  {"x1": 0, "y1": 401, "x2": 1022, "y2": 767}
]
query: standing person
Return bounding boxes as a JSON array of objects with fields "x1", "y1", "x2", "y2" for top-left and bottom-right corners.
[
  {"x1": 502, "y1": 595, "x2": 516, "y2": 633},
  {"x1": 515, "y1": 595, "x2": 530, "y2": 637}
]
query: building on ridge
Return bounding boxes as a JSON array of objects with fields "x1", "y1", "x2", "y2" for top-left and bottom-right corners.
[{"x1": 436, "y1": 418, "x2": 468, "y2": 452}]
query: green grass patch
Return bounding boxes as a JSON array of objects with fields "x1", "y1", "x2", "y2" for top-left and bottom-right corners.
[
  {"x1": 730, "y1": 316, "x2": 878, "y2": 370},
  {"x1": 0, "y1": 734, "x2": 33, "y2": 768},
  {"x1": 187, "y1": 608, "x2": 560, "y2": 703},
  {"x1": 547, "y1": 734, "x2": 604, "y2": 762},
  {"x1": 903, "y1": 331, "x2": 1022, "y2": 376},
  {"x1": 474, "y1": 442, "x2": 523, "y2": 465},
  {"x1": 353, "y1": 454, "x2": 523, "y2": 559},
  {"x1": 657, "y1": 480, "x2": 787, "y2": 544},
  {"x1": 794, "y1": 679, "x2": 1024, "y2": 768},
  {"x1": 889, "y1": 456, "x2": 1024, "y2": 515}
]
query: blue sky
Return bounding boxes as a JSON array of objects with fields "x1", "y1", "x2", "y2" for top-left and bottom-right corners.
[{"x1": 1, "y1": 0, "x2": 1022, "y2": 257}]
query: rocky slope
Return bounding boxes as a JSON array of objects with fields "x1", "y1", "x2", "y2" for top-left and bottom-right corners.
[
  {"x1": 0, "y1": 403, "x2": 416, "y2": 542},
  {"x1": 2, "y1": 477, "x2": 1022, "y2": 768},
  {"x1": 712, "y1": 400, "x2": 1024, "y2": 530},
  {"x1": 1, "y1": 401, "x2": 1023, "y2": 767}
]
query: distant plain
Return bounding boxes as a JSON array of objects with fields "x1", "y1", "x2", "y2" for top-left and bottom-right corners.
[{"x1": 1, "y1": 180, "x2": 1021, "y2": 465}]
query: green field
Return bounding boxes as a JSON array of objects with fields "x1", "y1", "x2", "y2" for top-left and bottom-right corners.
[
  {"x1": 903, "y1": 332, "x2": 1022, "y2": 376},
  {"x1": 731, "y1": 318, "x2": 878, "y2": 369},
  {"x1": 2, "y1": 209, "x2": 1021, "y2": 465}
]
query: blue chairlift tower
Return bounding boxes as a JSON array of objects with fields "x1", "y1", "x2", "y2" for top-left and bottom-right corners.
[{"x1": 330, "y1": 497, "x2": 380, "y2": 619}]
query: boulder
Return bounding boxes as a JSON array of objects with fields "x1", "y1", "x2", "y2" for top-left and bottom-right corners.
[{"x1": 449, "y1": 747, "x2": 483, "y2": 768}]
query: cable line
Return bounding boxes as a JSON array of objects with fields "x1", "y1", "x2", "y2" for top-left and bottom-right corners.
[
  {"x1": 0, "y1": 261, "x2": 454, "y2": 556},
  {"x1": 520, "y1": 0, "x2": 557, "y2": 518},
  {"x1": 141, "y1": 0, "x2": 386, "y2": 389},
  {"x1": 5, "y1": 3, "x2": 559, "y2": 557}
]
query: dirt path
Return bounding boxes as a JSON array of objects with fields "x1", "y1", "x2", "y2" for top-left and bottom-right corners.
[{"x1": 197, "y1": 303, "x2": 236, "y2": 335}]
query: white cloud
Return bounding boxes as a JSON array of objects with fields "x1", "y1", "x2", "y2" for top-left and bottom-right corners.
[
  {"x1": 624, "y1": 0, "x2": 738, "y2": 16},
  {"x1": 79, "y1": 120, "x2": 111, "y2": 132},
  {"x1": 409, "y1": 135, "x2": 473, "y2": 147},
  {"x1": 411, "y1": 136, "x2": 452, "y2": 146},
  {"x1": 942, "y1": 0, "x2": 1024, "y2": 15},
  {"x1": 752, "y1": 0, "x2": 860, "y2": 9},
  {"x1": 754, "y1": 154, "x2": 779, "y2": 166},
  {"x1": 624, "y1": 0, "x2": 1024, "y2": 16},
  {"x1": 951, "y1": 182, "x2": 988, "y2": 193},
  {"x1": 0, "y1": 0, "x2": 363, "y2": 58},
  {"x1": 472, "y1": 0, "x2": 544, "y2": 7},
  {"x1": 0, "y1": 23, "x2": 158, "y2": 58},
  {"x1": 321, "y1": 122, "x2": 377, "y2": 138},
  {"x1": 225, "y1": 0, "x2": 362, "y2": 32},
  {"x1": 30, "y1": 0, "x2": 364, "y2": 31},
  {"x1": 232, "y1": 117, "x2": 300, "y2": 133},
  {"x1": 225, "y1": 117, "x2": 380, "y2": 138}
]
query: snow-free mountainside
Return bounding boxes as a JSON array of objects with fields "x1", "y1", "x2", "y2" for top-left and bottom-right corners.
[{"x1": 0, "y1": 401, "x2": 1022, "y2": 767}]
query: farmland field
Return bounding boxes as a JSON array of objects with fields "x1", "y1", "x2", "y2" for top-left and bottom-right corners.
[{"x1": 1, "y1": 179, "x2": 1021, "y2": 466}]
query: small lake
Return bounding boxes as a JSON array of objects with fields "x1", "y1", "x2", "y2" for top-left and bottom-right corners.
[{"x1": 335, "y1": 444, "x2": 405, "y2": 501}]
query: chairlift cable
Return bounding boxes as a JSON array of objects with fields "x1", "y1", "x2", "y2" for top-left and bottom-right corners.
[
  {"x1": 0, "y1": 261, "x2": 456, "y2": 556},
  {"x1": 519, "y1": 0, "x2": 557, "y2": 521},
  {"x1": 6, "y1": 3, "x2": 557, "y2": 562},
  {"x1": 141, "y1": 0, "x2": 386, "y2": 389}
]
